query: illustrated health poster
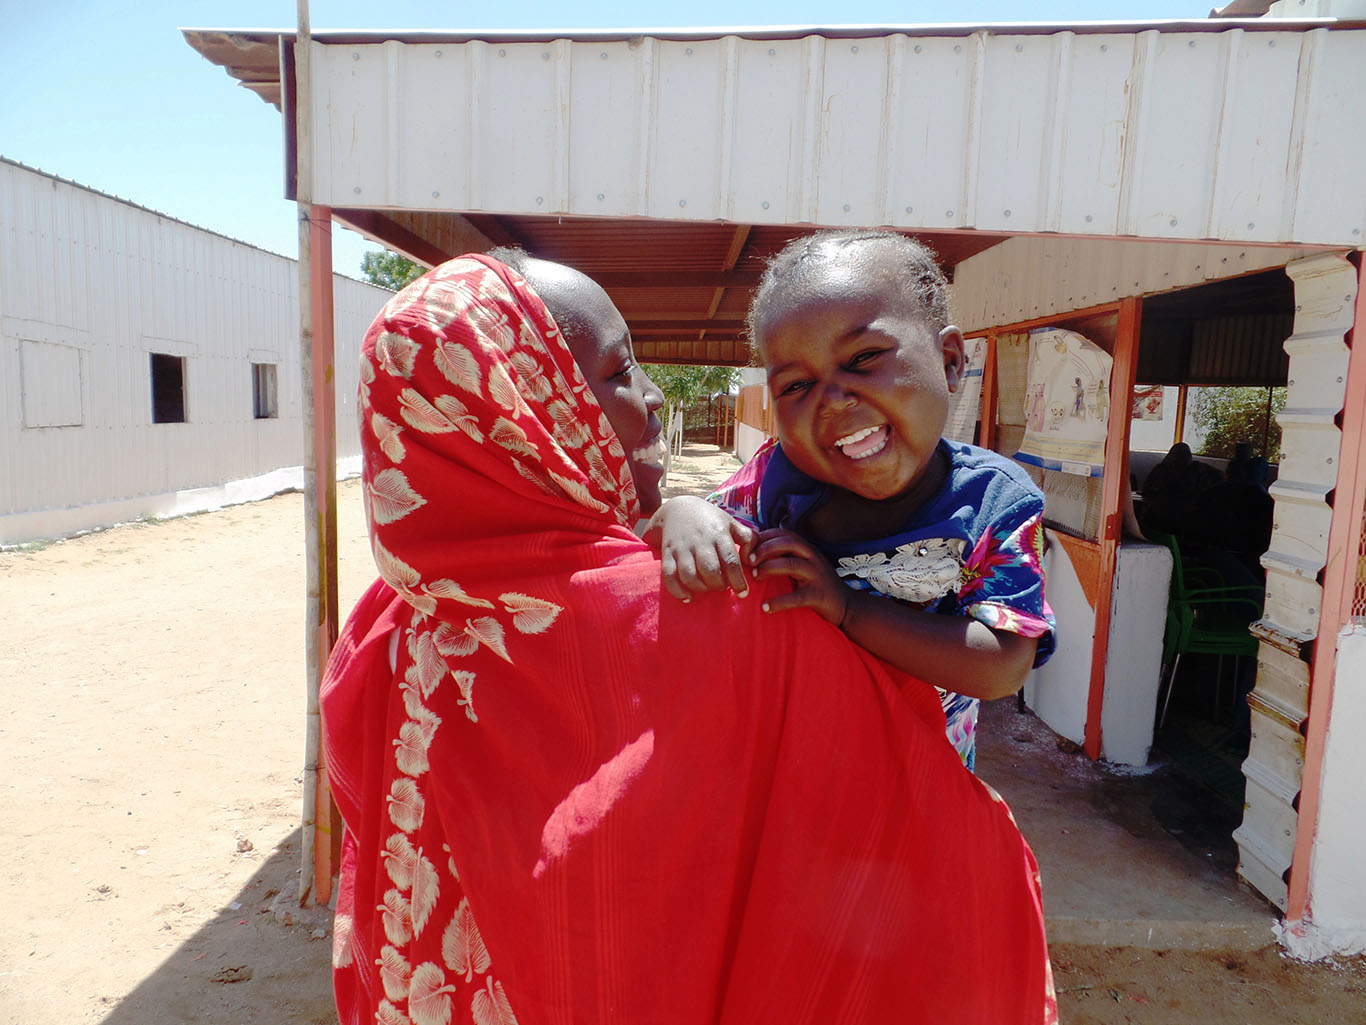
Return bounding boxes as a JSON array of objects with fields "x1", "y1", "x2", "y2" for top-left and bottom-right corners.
[
  {"x1": 943, "y1": 335, "x2": 987, "y2": 444},
  {"x1": 1015, "y1": 328, "x2": 1112, "y2": 477}
]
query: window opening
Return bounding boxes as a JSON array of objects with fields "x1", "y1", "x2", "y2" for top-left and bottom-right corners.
[
  {"x1": 150, "y1": 353, "x2": 186, "y2": 423},
  {"x1": 252, "y1": 363, "x2": 279, "y2": 419}
]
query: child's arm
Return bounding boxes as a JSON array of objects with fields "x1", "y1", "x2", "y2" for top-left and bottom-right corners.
[
  {"x1": 641, "y1": 496, "x2": 756, "y2": 601},
  {"x1": 751, "y1": 529, "x2": 1036, "y2": 699}
]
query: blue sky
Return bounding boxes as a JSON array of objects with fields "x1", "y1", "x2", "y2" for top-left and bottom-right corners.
[{"x1": 2, "y1": 1, "x2": 1219, "y2": 278}]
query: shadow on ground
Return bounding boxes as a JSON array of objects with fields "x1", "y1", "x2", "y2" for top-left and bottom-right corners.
[{"x1": 99, "y1": 829, "x2": 336, "y2": 1025}]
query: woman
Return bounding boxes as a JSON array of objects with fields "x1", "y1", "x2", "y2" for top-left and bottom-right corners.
[{"x1": 321, "y1": 254, "x2": 1055, "y2": 1025}]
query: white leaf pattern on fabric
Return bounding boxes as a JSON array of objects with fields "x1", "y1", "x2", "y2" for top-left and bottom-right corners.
[
  {"x1": 452, "y1": 670, "x2": 477, "y2": 723},
  {"x1": 548, "y1": 471, "x2": 610, "y2": 514},
  {"x1": 403, "y1": 694, "x2": 442, "y2": 745},
  {"x1": 471, "y1": 977, "x2": 519, "y2": 1025},
  {"x1": 489, "y1": 417, "x2": 535, "y2": 457},
  {"x1": 487, "y1": 368, "x2": 521, "y2": 413},
  {"x1": 377, "y1": 999, "x2": 414, "y2": 1025},
  {"x1": 432, "y1": 622, "x2": 478, "y2": 658},
  {"x1": 387, "y1": 777, "x2": 426, "y2": 832},
  {"x1": 512, "y1": 459, "x2": 554, "y2": 495},
  {"x1": 583, "y1": 444, "x2": 613, "y2": 489},
  {"x1": 424, "y1": 279, "x2": 478, "y2": 332},
  {"x1": 399, "y1": 388, "x2": 458, "y2": 434},
  {"x1": 424, "y1": 579, "x2": 495, "y2": 608},
  {"x1": 470, "y1": 303, "x2": 516, "y2": 353},
  {"x1": 378, "y1": 945, "x2": 414, "y2": 1002},
  {"x1": 394, "y1": 720, "x2": 434, "y2": 776},
  {"x1": 409, "y1": 963, "x2": 457, "y2": 1025},
  {"x1": 432, "y1": 395, "x2": 485, "y2": 443},
  {"x1": 606, "y1": 435, "x2": 625, "y2": 460},
  {"x1": 377, "y1": 331, "x2": 421, "y2": 379},
  {"x1": 372, "y1": 412, "x2": 407, "y2": 463},
  {"x1": 332, "y1": 911, "x2": 355, "y2": 968},
  {"x1": 547, "y1": 400, "x2": 592, "y2": 449},
  {"x1": 499, "y1": 593, "x2": 562, "y2": 635},
  {"x1": 370, "y1": 468, "x2": 428, "y2": 525},
  {"x1": 442, "y1": 898, "x2": 492, "y2": 982},
  {"x1": 383, "y1": 833, "x2": 421, "y2": 889},
  {"x1": 380, "y1": 889, "x2": 414, "y2": 945},
  {"x1": 508, "y1": 352, "x2": 553, "y2": 402},
  {"x1": 374, "y1": 540, "x2": 422, "y2": 593},
  {"x1": 434, "y1": 339, "x2": 483, "y2": 394},
  {"x1": 463, "y1": 617, "x2": 511, "y2": 663},
  {"x1": 407, "y1": 632, "x2": 448, "y2": 698},
  {"x1": 411, "y1": 851, "x2": 441, "y2": 936}
]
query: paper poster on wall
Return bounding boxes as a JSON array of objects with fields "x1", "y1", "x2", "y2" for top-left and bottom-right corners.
[
  {"x1": 1015, "y1": 328, "x2": 1112, "y2": 477},
  {"x1": 943, "y1": 335, "x2": 987, "y2": 444},
  {"x1": 1132, "y1": 385, "x2": 1164, "y2": 420}
]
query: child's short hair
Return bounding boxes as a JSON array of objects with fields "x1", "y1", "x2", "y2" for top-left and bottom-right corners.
[{"x1": 747, "y1": 230, "x2": 952, "y2": 343}]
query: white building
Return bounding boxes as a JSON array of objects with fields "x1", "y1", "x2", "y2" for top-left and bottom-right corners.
[{"x1": 0, "y1": 157, "x2": 391, "y2": 544}]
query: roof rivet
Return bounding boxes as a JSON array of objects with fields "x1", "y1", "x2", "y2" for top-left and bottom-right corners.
[
  {"x1": 600, "y1": 52, "x2": 608, "y2": 60},
  {"x1": 679, "y1": 199, "x2": 687, "y2": 207},
  {"x1": 352, "y1": 52, "x2": 360, "y2": 61},
  {"x1": 435, "y1": 50, "x2": 442, "y2": 58},
  {"x1": 768, "y1": 48, "x2": 776, "y2": 55},
  {"x1": 905, "y1": 205, "x2": 913, "y2": 213},
  {"x1": 954, "y1": 44, "x2": 962, "y2": 53},
  {"x1": 686, "y1": 47, "x2": 694, "y2": 55},
  {"x1": 851, "y1": 45, "x2": 859, "y2": 54},
  {"x1": 914, "y1": 44, "x2": 922, "y2": 54},
  {"x1": 498, "y1": 49, "x2": 506, "y2": 57},
  {"x1": 1188, "y1": 39, "x2": 1197, "y2": 48},
  {"x1": 597, "y1": 193, "x2": 605, "y2": 201},
  {"x1": 1085, "y1": 214, "x2": 1093, "y2": 222},
  {"x1": 353, "y1": 186, "x2": 362, "y2": 194},
  {"x1": 1248, "y1": 222, "x2": 1256, "y2": 230},
  {"x1": 1354, "y1": 228, "x2": 1362, "y2": 236},
  {"x1": 762, "y1": 201, "x2": 770, "y2": 210},
  {"x1": 1269, "y1": 39, "x2": 1276, "y2": 47},
  {"x1": 1100, "y1": 44, "x2": 1108, "y2": 52},
  {"x1": 432, "y1": 190, "x2": 440, "y2": 199},
  {"x1": 1015, "y1": 44, "x2": 1023, "y2": 52},
  {"x1": 946, "y1": 209, "x2": 955, "y2": 218},
  {"x1": 843, "y1": 203, "x2": 851, "y2": 212},
  {"x1": 1004, "y1": 209, "x2": 1011, "y2": 217},
  {"x1": 536, "y1": 196, "x2": 544, "y2": 205},
  {"x1": 541, "y1": 52, "x2": 550, "y2": 61},
  {"x1": 1170, "y1": 217, "x2": 1178, "y2": 227}
]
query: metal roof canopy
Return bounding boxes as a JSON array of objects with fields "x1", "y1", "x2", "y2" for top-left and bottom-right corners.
[{"x1": 185, "y1": 19, "x2": 1366, "y2": 366}]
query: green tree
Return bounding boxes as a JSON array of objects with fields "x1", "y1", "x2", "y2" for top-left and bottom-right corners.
[
  {"x1": 1188, "y1": 386, "x2": 1285, "y2": 462},
  {"x1": 647, "y1": 364, "x2": 739, "y2": 433},
  {"x1": 360, "y1": 250, "x2": 425, "y2": 291}
]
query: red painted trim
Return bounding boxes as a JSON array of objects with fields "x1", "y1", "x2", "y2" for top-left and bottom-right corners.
[
  {"x1": 1288, "y1": 253, "x2": 1366, "y2": 921},
  {"x1": 310, "y1": 205, "x2": 342, "y2": 906},
  {"x1": 1084, "y1": 297, "x2": 1141, "y2": 760}
]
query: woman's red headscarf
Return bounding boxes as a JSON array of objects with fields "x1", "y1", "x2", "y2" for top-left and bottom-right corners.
[{"x1": 322, "y1": 255, "x2": 1056, "y2": 1025}]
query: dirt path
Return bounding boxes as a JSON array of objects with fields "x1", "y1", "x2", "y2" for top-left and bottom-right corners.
[{"x1": 2, "y1": 443, "x2": 1361, "y2": 1024}]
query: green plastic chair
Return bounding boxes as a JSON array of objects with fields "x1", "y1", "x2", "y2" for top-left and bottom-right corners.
[{"x1": 1146, "y1": 529, "x2": 1263, "y2": 727}]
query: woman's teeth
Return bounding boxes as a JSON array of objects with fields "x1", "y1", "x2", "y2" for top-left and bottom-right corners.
[
  {"x1": 633, "y1": 436, "x2": 667, "y2": 465},
  {"x1": 835, "y1": 425, "x2": 889, "y2": 460}
]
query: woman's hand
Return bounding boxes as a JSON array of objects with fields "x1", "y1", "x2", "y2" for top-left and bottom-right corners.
[
  {"x1": 642, "y1": 496, "x2": 756, "y2": 601},
  {"x1": 749, "y1": 528, "x2": 850, "y2": 627}
]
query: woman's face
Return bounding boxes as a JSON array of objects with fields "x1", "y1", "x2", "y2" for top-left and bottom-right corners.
[{"x1": 534, "y1": 267, "x2": 667, "y2": 516}]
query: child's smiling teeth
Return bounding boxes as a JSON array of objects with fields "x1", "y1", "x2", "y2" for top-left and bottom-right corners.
[{"x1": 834, "y1": 424, "x2": 890, "y2": 460}]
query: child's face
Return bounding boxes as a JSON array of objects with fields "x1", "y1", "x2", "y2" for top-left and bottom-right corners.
[{"x1": 756, "y1": 268, "x2": 963, "y2": 503}]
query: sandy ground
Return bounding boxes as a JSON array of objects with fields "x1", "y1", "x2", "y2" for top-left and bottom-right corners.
[{"x1": 3, "y1": 443, "x2": 1363, "y2": 1025}]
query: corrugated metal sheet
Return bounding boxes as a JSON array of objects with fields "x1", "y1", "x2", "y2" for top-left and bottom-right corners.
[
  {"x1": 951, "y1": 235, "x2": 1318, "y2": 330},
  {"x1": 0, "y1": 160, "x2": 392, "y2": 540},
  {"x1": 308, "y1": 25, "x2": 1366, "y2": 246}
]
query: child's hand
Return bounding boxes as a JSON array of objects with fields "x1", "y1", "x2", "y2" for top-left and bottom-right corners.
[
  {"x1": 749, "y1": 528, "x2": 850, "y2": 627},
  {"x1": 642, "y1": 496, "x2": 756, "y2": 601}
]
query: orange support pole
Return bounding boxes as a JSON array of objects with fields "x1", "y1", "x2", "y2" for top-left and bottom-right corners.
[
  {"x1": 1083, "y1": 298, "x2": 1141, "y2": 760},
  {"x1": 1287, "y1": 254, "x2": 1366, "y2": 920},
  {"x1": 309, "y1": 204, "x2": 341, "y2": 905},
  {"x1": 980, "y1": 332, "x2": 999, "y2": 452}
]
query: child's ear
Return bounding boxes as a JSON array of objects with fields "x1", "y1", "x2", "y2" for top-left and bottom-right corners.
[{"x1": 939, "y1": 327, "x2": 966, "y2": 393}]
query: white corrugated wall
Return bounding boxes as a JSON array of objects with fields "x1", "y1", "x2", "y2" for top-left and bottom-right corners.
[
  {"x1": 310, "y1": 25, "x2": 1366, "y2": 247},
  {"x1": 0, "y1": 160, "x2": 392, "y2": 543}
]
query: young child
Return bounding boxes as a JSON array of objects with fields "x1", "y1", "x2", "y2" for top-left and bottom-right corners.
[{"x1": 646, "y1": 230, "x2": 1055, "y2": 769}]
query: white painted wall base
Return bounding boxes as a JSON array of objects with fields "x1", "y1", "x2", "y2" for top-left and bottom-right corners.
[
  {"x1": 1026, "y1": 535, "x2": 1172, "y2": 765},
  {"x1": 0, "y1": 455, "x2": 363, "y2": 547},
  {"x1": 1277, "y1": 625, "x2": 1366, "y2": 960}
]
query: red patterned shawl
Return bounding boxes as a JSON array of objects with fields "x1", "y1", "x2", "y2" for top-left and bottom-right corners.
[{"x1": 322, "y1": 256, "x2": 1056, "y2": 1025}]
